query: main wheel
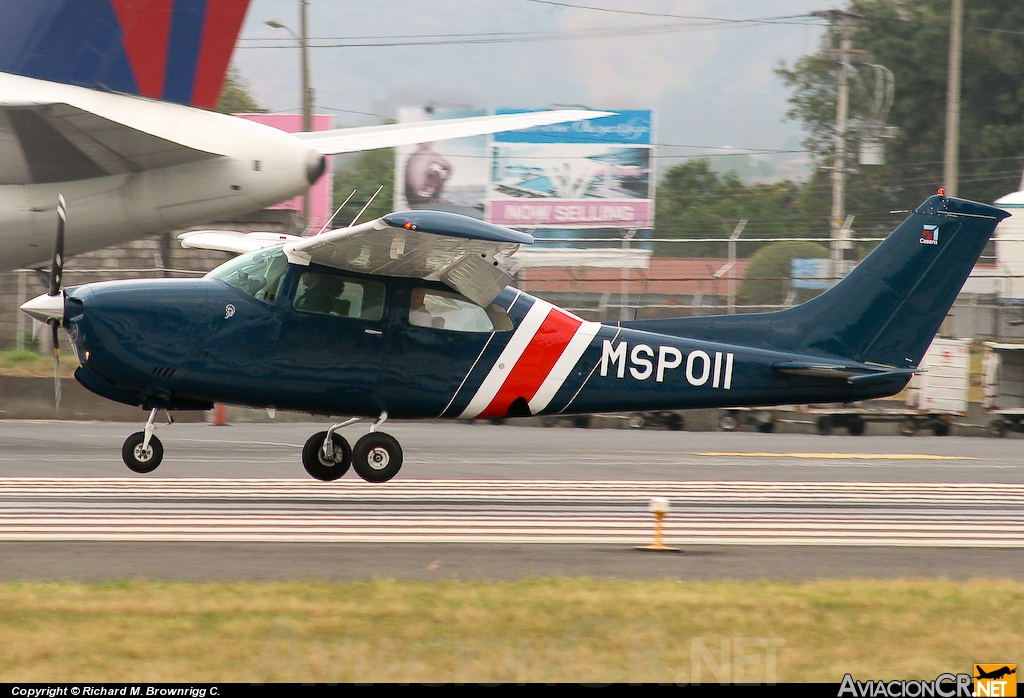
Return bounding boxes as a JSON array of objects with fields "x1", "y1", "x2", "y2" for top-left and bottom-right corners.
[
  {"x1": 756, "y1": 420, "x2": 776, "y2": 433},
  {"x1": 815, "y1": 416, "x2": 833, "y2": 436},
  {"x1": 846, "y1": 417, "x2": 866, "y2": 436},
  {"x1": 666, "y1": 413, "x2": 685, "y2": 431},
  {"x1": 122, "y1": 432, "x2": 163, "y2": 473},
  {"x1": 352, "y1": 432, "x2": 403, "y2": 483},
  {"x1": 302, "y1": 431, "x2": 351, "y2": 481}
]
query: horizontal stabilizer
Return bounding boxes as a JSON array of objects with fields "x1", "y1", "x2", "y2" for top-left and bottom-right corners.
[
  {"x1": 298, "y1": 110, "x2": 614, "y2": 155},
  {"x1": 772, "y1": 361, "x2": 920, "y2": 385}
]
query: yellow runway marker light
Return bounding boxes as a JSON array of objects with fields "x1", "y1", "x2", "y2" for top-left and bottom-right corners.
[{"x1": 635, "y1": 497, "x2": 680, "y2": 553}]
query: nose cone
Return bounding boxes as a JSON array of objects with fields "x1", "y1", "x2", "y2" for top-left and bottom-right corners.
[
  {"x1": 306, "y1": 151, "x2": 327, "y2": 185},
  {"x1": 21, "y1": 292, "x2": 64, "y2": 324}
]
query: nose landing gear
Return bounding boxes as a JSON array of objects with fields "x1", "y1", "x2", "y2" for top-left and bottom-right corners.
[
  {"x1": 303, "y1": 412, "x2": 403, "y2": 483},
  {"x1": 122, "y1": 408, "x2": 169, "y2": 473}
]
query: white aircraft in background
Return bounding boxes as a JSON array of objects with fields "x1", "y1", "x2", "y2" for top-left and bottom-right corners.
[{"x1": 0, "y1": 0, "x2": 608, "y2": 271}]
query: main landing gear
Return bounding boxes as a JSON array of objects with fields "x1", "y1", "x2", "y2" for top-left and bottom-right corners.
[
  {"x1": 301, "y1": 412, "x2": 403, "y2": 483},
  {"x1": 119, "y1": 409, "x2": 404, "y2": 483}
]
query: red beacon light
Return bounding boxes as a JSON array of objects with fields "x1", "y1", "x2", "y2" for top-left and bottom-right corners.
[
  {"x1": 404, "y1": 221, "x2": 415, "y2": 230},
  {"x1": 938, "y1": 188, "x2": 946, "y2": 196}
]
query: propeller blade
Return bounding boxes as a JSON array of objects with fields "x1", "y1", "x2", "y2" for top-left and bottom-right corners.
[
  {"x1": 48, "y1": 194, "x2": 66, "y2": 297},
  {"x1": 50, "y1": 319, "x2": 61, "y2": 411}
]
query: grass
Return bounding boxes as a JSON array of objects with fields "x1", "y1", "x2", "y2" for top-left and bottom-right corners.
[
  {"x1": 0, "y1": 578, "x2": 1020, "y2": 683},
  {"x1": 0, "y1": 349, "x2": 77, "y2": 377}
]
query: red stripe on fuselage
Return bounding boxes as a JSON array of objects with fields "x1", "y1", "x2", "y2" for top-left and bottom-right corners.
[
  {"x1": 110, "y1": 0, "x2": 174, "y2": 99},
  {"x1": 477, "y1": 308, "x2": 582, "y2": 419},
  {"x1": 191, "y1": 0, "x2": 251, "y2": 109}
]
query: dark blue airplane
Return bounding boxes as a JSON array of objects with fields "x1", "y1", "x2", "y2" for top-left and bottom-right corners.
[{"x1": 20, "y1": 193, "x2": 1008, "y2": 482}]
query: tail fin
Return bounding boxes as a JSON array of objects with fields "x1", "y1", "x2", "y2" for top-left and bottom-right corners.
[
  {"x1": 625, "y1": 195, "x2": 1009, "y2": 367},
  {"x1": 0, "y1": 0, "x2": 251, "y2": 109}
]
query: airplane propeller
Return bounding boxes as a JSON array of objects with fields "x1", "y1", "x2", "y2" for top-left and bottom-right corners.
[{"x1": 47, "y1": 194, "x2": 66, "y2": 409}]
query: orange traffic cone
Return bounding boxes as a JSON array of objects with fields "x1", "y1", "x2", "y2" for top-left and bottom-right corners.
[{"x1": 212, "y1": 403, "x2": 228, "y2": 426}]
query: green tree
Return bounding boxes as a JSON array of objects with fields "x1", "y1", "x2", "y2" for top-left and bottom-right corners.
[
  {"x1": 215, "y1": 66, "x2": 267, "y2": 114},
  {"x1": 740, "y1": 241, "x2": 830, "y2": 306},
  {"x1": 778, "y1": 0, "x2": 1024, "y2": 222},
  {"x1": 332, "y1": 149, "x2": 395, "y2": 225},
  {"x1": 654, "y1": 159, "x2": 809, "y2": 257}
]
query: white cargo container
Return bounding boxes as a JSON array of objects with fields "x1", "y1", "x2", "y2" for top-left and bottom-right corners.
[{"x1": 981, "y1": 341, "x2": 1024, "y2": 436}]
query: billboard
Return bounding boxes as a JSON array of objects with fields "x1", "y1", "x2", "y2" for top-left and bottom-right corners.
[
  {"x1": 394, "y1": 107, "x2": 489, "y2": 219},
  {"x1": 391, "y1": 107, "x2": 655, "y2": 267}
]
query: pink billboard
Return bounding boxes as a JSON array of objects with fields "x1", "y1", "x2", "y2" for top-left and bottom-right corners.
[{"x1": 235, "y1": 113, "x2": 334, "y2": 232}]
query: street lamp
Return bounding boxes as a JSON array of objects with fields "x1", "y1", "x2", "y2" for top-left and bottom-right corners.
[{"x1": 265, "y1": 3, "x2": 312, "y2": 232}]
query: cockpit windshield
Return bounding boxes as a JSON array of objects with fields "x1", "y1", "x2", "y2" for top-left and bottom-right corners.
[{"x1": 207, "y1": 246, "x2": 289, "y2": 304}]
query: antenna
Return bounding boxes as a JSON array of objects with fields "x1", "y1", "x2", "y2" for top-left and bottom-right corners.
[
  {"x1": 348, "y1": 185, "x2": 384, "y2": 227},
  {"x1": 313, "y1": 189, "x2": 356, "y2": 236}
]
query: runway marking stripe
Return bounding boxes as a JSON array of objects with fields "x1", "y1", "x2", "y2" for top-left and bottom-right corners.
[{"x1": 695, "y1": 452, "x2": 980, "y2": 460}]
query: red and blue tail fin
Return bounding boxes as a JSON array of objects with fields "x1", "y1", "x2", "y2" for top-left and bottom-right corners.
[{"x1": 0, "y1": 0, "x2": 251, "y2": 109}]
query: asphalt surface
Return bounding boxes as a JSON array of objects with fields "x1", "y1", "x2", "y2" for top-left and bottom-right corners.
[{"x1": 0, "y1": 420, "x2": 1021, "y2": 581}]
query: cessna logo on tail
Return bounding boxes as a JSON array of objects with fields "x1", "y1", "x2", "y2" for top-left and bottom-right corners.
[
  {"x1": 600, "y1": 340, "x2": 734, "y2": 387},
  {"x1": 921, "y1": 225, "x2": 939, "y2": 245}
]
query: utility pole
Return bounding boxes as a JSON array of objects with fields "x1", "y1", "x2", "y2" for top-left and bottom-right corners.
[
  {"x1": 831, "y1": 15, "x2": 853, "y2": 285},
  {"x1": 300, "y1": 0, "x2": 312, "y2": 232},
  {"x1": 943, "y1": 0, "x2": 964, "y2": 197}
]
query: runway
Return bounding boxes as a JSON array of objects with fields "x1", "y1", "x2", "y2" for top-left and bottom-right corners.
[{"x1": 0, "y1": 421, "x2": 1021, "y2": 580}]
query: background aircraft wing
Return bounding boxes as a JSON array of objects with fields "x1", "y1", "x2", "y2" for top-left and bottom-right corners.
[
  {"x1": 179, "y1": 230, "x2": 302, "y2": 254},
  {"x1": 0, "y1": 101, "x2": 219, "y2": 185},
  {"x1": 284, "y1": 211, "x2": 534, "y2": 306},
  {"x1": 296, "y1": 109, "x2": 614, "y2": 155}
]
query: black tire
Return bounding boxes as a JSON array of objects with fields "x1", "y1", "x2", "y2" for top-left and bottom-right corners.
[
  {"x1": 627, "y1": 413, "x2": 645, "y2": 429},
  {"x1": 301, "y1": 431, "x2": 351, "y2": 481},
  {"x1": 932, "y1": 422, "x2": 951, "y2": 437},
  {"x1": 122, "y1": 431, "x2": 163, "y2": 473},
  {"x1": 988, "y1": 419, "x2": 1007, "y2": 438},
  {"x1": 757, "y1": 420, "x2": 776, "y2": 433},
  {"x1": 666, "y1": 413, "x2": 685, "y2": 431},
  {"x1": 352, "y1": 432, "x2": 403, "y2": 483},
  {"x1": 815, "y1": 416, "x2": 832, "y2": 436},
  {"x1": 719, "y1": 413, "x2": 739, "y2": 431},
  {"x1": 846, "y1": 417, "x2": 866, "y2": 436},
  {"x1": 572, "y1": 415, "x2": 592, "y2": 429}
]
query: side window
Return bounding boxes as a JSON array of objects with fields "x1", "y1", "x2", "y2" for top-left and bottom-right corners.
[
  {"x1": 209, "y1": 246, "x2": 289, "y2": 305},
  {"x1": 409, "y1": 288, "x2": 513, "y2": 333},
  {"x1": 293, "y1": 271, "x2": 386, "y2": 321}
]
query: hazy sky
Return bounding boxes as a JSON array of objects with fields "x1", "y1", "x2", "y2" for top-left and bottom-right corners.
[{"x1": 232, "y1": 0, "x2": 837, "y2": 180}]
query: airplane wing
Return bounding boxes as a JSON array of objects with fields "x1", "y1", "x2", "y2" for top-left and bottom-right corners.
[
  {"x1": 0, "y1": 101, "x2": 218, "y2": 185},
  {"x1": 296, "y1": 109, "x2": 614, "y2": 156},
  {"x1": 179, "y1": 230, "x2": 303, "y2": 254},
  {"x1": 283, "y1": 211, "x2": 533, "y2": 306}
]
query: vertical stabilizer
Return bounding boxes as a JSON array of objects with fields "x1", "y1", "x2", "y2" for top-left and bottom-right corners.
[
  {"x1": 625, "y1": 195, "x2": 1009, "y2": 367},
  {"x1": 0, "y1": 0, "x2": 251, "y2": 109}
]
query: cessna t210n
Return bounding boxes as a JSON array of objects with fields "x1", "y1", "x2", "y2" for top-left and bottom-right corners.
[{"x1": 21, "y1": 193, "x2": 1009, "y2": 482}]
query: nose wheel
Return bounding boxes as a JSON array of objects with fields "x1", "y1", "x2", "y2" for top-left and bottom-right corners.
[
  {"x1": 121, "y1": 408, "x2": 168, "y2": 473},
  {"x1": 122, "y1": 431, "x2": 163, "y2": 473}
]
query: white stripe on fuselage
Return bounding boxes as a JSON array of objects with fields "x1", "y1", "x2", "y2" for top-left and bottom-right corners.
[
  {"x1": 458, "y1": 299, "x2": 553, "y2": 419},
  {"x1": 527, "y1": 321, "x2": 602, "y2": 415}
]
